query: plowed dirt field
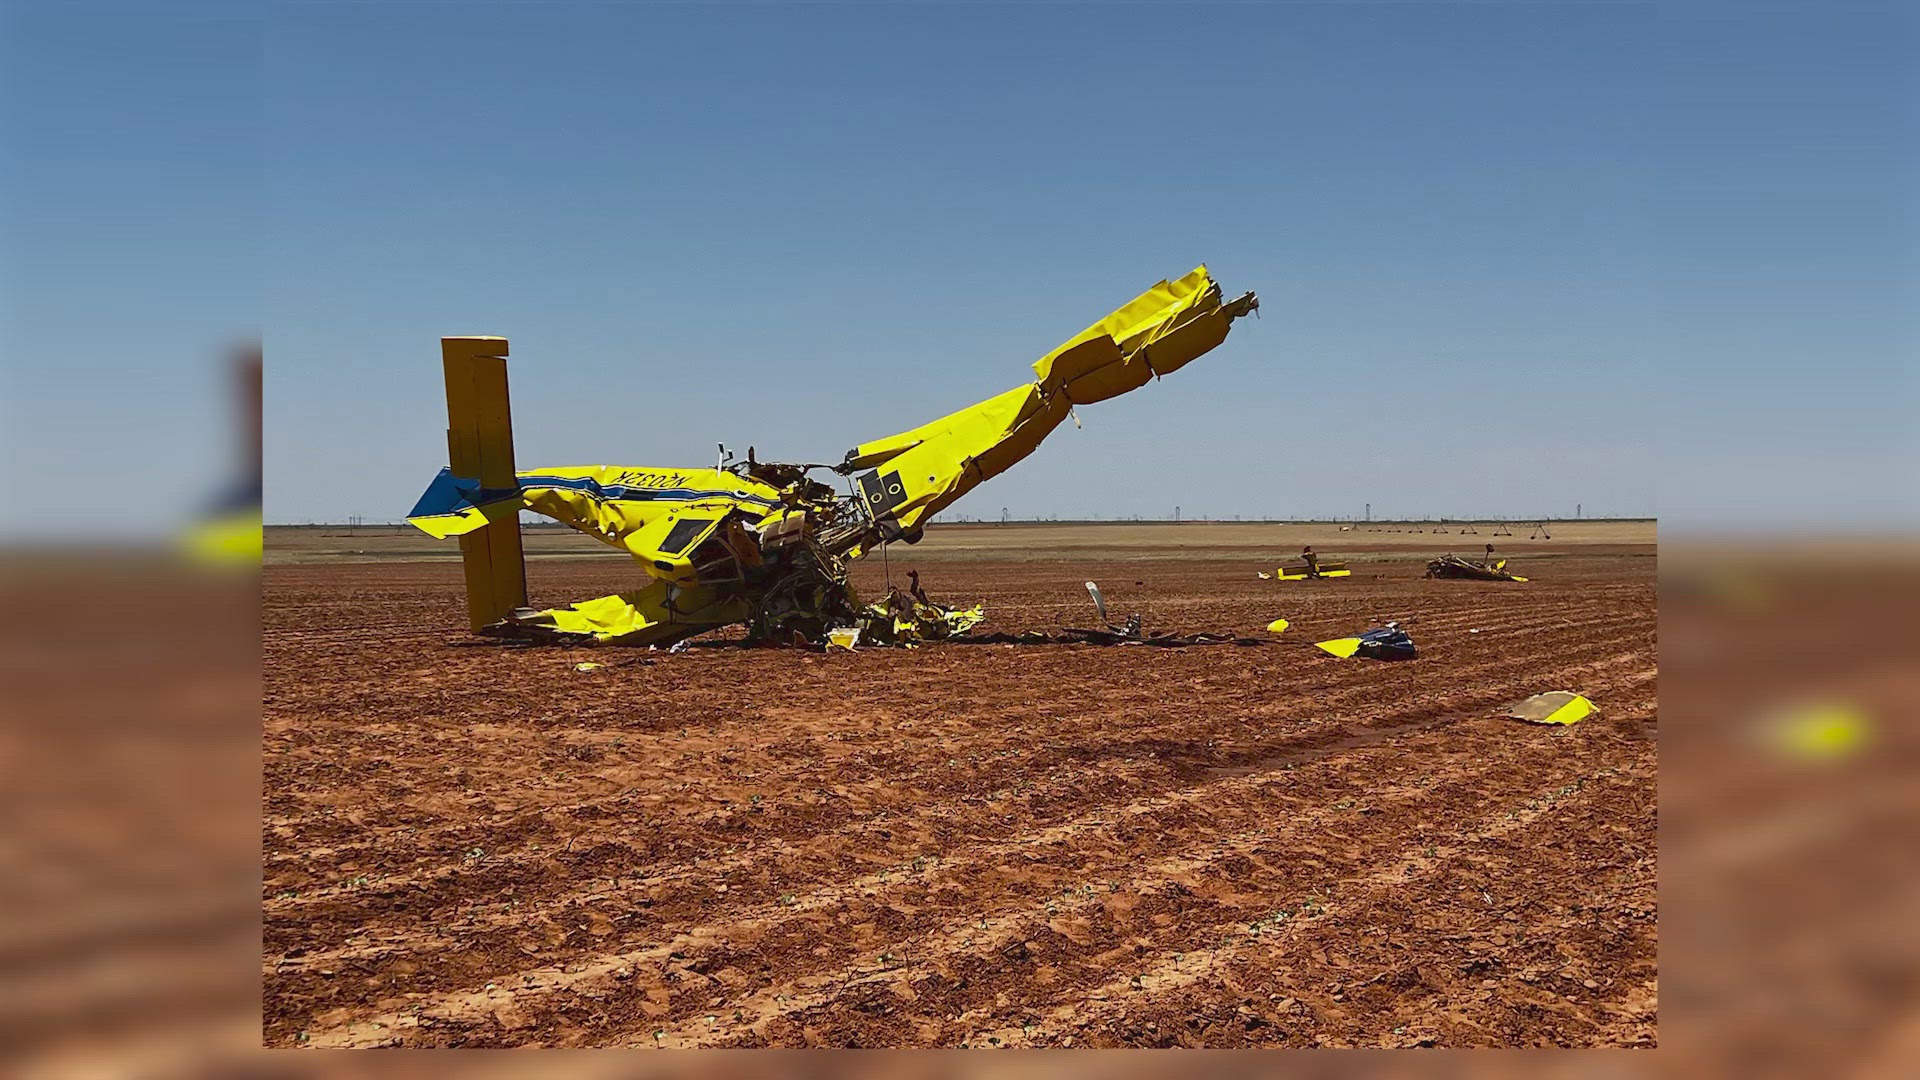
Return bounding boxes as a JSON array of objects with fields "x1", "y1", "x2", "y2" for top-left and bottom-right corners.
[{"x1": 264, "y1": 529, "x2": 1656, "y2": 1048}]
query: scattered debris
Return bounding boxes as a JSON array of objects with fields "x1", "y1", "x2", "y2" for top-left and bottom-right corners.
[
  {"x1": 1505, "y1": 691, "x2": 1593, "y2": 725},
  {"x1": 1315, "y1": 622, "x2": 1417, "y2": 661},
  {"x1": 497, "y1": 569, "x2": 984, "y2": 651},
  {"x1": 842, "y1": 585, "x2": 985, "y2": 647},
  {"x1": 572, "y1": 662, "x2": 603, "y2": 672},
  {"x1": 1425, "y1": 554, "x2": 1527, "y2": 582},
  {"x1": 947, "y1": 630, "x2": 1056, "y2": 645},
  {"x1": 1266, "y1": 618, "x2": 1291, "y2": 633},
  {"x1": 1085, "y1": 581, "x2": 1110, "y2": 623},
  {"x1": 952, "y1": 628, "x2": 1261, "y2": 648},
  {"x1": 1076, "y1": 579, "x2": 1138, "y2": 639},
  {"x1": 1029, "y1": 580, "x2": 1256, "y2": 646}
]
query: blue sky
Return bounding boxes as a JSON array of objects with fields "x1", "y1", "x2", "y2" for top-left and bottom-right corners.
[{"x1": 4, "y1": 2, "x2": 1914, "y2": 528}]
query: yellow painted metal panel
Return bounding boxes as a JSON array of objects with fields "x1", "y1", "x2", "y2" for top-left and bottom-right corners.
[
  {"x1": 1506, "y1": 691, "x2": 1595, "y2": 725},
  {"x1": 511, "y1": 466, "x2": 783, "y2": 559},
  {"x1": 518, "y1": 579, "x2": 752, "y2": 645},
  {"x1": 1315, "y1": 637, "x2": 1363, "y2": 658},
  {"x1": 472, "y1": 353, "x2": 528, "y2": 623},
  {"x1": 1276, "y1": 566, "x2": 1351, "y2": 580},
  {"x1": 866, "y1": 383, "x2": 1070, "y2": 532},
  {"x1": 840, "y1": 266, "x2": 1253, "y2": 534},
  {"x1": 445, "y1": 367, "x2": 495, "y2": 632},
  {"x1": 1031, "y1": 265, "x2": 1240, "y2": 393},
  {"x1": 441, "y1": 337, "x2": 526, "y2": 631}
]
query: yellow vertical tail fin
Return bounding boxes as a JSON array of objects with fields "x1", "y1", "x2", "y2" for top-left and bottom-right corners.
[{"x1": 441, "y1": 337, "x2": 527, "y2": 631}]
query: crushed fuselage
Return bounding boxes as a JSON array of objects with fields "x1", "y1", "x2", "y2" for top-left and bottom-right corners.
[{"x1": 407, "y1": 267, "x2": 1257, "y2": 646}]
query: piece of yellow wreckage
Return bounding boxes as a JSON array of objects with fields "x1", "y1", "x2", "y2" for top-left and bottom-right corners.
[
  {"x1": 1504, "y1": 691, "x2": 1594, "y2": 725},
  {"x1": 841, "y1": 267, "x2": 1257, "y2": 547},
  {"x1": 406, "y1": 267, "x2": 1257, "y2": 644},
  {"x1": 408, "y1": 464, "x2": 778, "y2": 641}
]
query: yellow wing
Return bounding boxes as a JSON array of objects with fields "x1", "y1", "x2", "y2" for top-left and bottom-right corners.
[{"x1": 841, "y1": 266, "x2": 1256, "y2": 534}]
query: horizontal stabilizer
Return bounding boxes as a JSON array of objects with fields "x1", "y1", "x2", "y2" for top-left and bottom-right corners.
[
  {"x1": 836, "y1": 267, "x2": 1256, "y2": 535},
  {"x1": 406, "y1": 467, "x2": 521, "y2": 539}
]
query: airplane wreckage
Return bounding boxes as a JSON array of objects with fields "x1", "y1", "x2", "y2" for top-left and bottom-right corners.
[{"x1": 407, "y1": 267, "x2": 1258, "y2": 648}]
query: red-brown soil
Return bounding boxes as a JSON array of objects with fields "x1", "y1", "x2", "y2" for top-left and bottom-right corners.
[{"x1": 263, "y1": 548, "x2": 1656, "y2": 1047}]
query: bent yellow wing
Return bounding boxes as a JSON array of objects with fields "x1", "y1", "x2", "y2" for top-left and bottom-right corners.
[
  {"x1": 1031, "y1": 265, "x2": 1251, "y2": 403},
  {"x1": 842, "y1": 266, "x2": 1255, "y2": 534},
  {"x1": 849, "y1": 384, "x2": 1068, "y2": 533}
]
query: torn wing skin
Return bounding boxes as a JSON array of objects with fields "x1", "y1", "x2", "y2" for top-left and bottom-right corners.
[
  {"x1": 837, "y1": 265, "x2": 1257, "y2": 537},
  {"x1": 504, "y1": 578, "x2": 753, "y2": 647}
]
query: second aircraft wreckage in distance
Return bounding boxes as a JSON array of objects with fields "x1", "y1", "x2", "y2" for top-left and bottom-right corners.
[
  {"x1": 1425, "y1": 553, "x2": 1528, "y2": 582},
  {"x1": 407, "y1": 267, "x2": 1258, "y2": 647}
]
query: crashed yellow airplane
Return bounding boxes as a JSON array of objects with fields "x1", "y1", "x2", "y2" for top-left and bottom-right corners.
[{"x1": 407, "y1": 266, "x2": 1257, "y2": 646}]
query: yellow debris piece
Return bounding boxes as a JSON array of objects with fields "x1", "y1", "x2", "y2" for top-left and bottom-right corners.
[
  {"x1": 1276, "y1": 567, "x2": 1351, "y2": 581},
  {"x1": 1266, "y1": 618, "x2": 1290, "y2": 633},
  {"x1": 841, "y1": 266, "x2": 1254, "y2": 532},
  {"x1": 1505, "y1": 691, "x2": 1594, "y2": 725},
  {"x1": 1030, "y1": 266, "x2": 1240, "y2": 403},
  {"x1": 942, "y1": 604, "x2": 988, "y2": 635},
  {"x1": 515, "y1": 580, "x2": 750, "y2": 645},
  {"x1": 1315, "y1": 637, "x2": 1363, "y2": 659}
]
